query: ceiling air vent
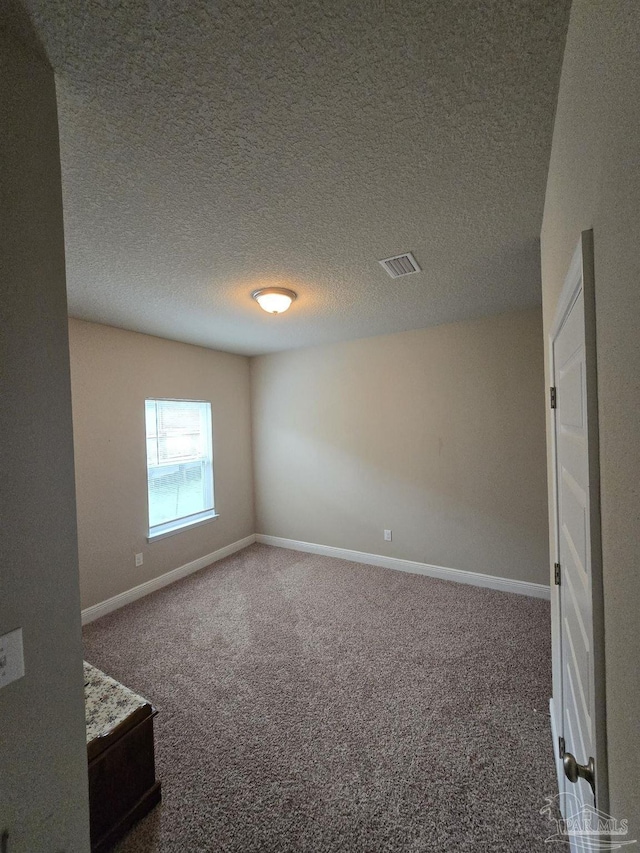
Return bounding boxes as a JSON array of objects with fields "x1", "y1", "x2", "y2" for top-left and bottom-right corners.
[{"x1": 378, "y1": 252, "x2": 421, "y2": 278}]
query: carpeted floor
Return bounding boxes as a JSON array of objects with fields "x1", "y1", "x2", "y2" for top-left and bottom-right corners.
[{"x1": 83, "y1": 543, "x2": 561, "y2": 852}]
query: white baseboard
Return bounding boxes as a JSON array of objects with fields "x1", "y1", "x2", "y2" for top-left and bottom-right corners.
[
  {"x1": 255, "y1": 534, "x2": 551, "y2": 600},
  {"x1": 82, "y1": 532, "x2": 550, "y2": 625},
  {"x1": 81, "y1": 534, "x2": 256, "y2": 625}
]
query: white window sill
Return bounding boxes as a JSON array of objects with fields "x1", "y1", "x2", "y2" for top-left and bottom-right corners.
[{"x1": 147, "y1": 511, "x2": 219, "y2": 543}]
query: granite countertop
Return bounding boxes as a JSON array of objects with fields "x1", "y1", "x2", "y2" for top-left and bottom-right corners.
[{"x1": 84, "y1": 660, "x2": 151, "y2": 744}]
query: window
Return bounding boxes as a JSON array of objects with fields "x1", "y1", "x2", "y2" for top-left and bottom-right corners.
[{"x1": 145, "y1": 399, "x2": 216, "y2": 540}]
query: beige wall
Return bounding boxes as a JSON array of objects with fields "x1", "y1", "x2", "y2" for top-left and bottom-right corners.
[
  {"x1": 0, "y1": 19, "x2": 90, "y2": 853},
  {"x1": 541, "y1": 0, "x2": 640, "y2": 835},
  {"x1": 251, "y1": 307, "x2": 549, "y2": 585},
  {"x1": 69, "y1": 320, "x2": 254, "y2": 610}
]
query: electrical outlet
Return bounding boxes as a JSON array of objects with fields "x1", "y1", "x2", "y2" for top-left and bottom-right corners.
[
  {"x1": 0, "y1": 628, "x2": 25, "y2": 691},
  {"x1": 384, "y1": 529, "x2": 392, "y2": 542},
  {"x1": 135, "y1": 553, "x2": 143, "y2": 567}
]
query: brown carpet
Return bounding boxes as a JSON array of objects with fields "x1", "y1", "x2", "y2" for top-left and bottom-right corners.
[{"x1": 83, "y1": 543, "x2": 561, "y2": 852}]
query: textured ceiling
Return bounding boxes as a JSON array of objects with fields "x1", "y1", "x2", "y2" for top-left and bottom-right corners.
[{"x1": 24, "y1": 0, "x2": 570, "y2": 355}]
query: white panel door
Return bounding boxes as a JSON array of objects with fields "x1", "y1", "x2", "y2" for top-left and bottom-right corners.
[
  {"x1": 550, "y1": 231, "x2": 607, "y2": 842},
  {"x1": 555, "y1": 287, "x2": 594, "y2": 815}
]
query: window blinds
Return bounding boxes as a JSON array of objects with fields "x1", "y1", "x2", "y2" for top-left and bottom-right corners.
[{"x1": 145, "y1": 399, "x2": 214, "y2": 530}]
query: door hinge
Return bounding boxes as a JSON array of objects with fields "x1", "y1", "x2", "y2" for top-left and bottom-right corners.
[
  {"x1": 559, "y1": 736, "x2": 566, "y2": 759},
  {"x1": 550, "y1": 386, "x2": 557, "y2": 409},
  {"x1": 554, "y1": 563, "x2": 561, "y2": 585}
]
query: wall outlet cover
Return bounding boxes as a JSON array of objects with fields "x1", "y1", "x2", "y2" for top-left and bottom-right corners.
[
  {"x1": 135, "y1": 553, "x2": 143, "y2": 567},
  {"x1": 384, "y1": 529, "x2": 392, "y2": 541}
]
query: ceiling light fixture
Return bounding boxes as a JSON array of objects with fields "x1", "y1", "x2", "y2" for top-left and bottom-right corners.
[{"x1": 252, "y1": 287, "x2": 297, "y2": 314}]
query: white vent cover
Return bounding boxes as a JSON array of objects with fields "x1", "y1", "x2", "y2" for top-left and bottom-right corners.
[{"x1": 378, "y1": 252, "x2": 421, "y2": 278}]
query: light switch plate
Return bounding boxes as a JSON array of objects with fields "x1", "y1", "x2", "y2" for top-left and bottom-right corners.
[{"x1": 0, "y1": 628, "x2": 25, "y2": 690}]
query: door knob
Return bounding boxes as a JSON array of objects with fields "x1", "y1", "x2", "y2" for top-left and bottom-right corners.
[{"x1": 563, "y1": 751, "x2": 595, "y2": 795}]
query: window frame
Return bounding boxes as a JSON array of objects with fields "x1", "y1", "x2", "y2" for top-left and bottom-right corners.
[{"x1": 144, "y1": 397, "x2": 218, "y2": 542}]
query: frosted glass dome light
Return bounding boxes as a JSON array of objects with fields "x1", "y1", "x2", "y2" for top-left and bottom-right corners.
[{"x1": 252, "y1": 287, "x2": 297, "y2": 314}]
